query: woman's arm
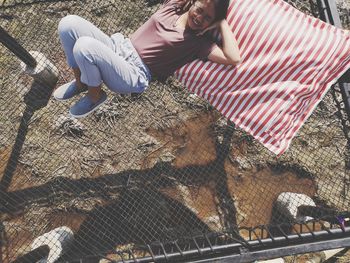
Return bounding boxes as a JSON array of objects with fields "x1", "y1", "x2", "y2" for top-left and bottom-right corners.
[{"x1": 207, "y1": 20, "x2": 241, "y2": 66}]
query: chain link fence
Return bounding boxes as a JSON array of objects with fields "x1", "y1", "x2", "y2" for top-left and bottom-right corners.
[{"x1": 1, "y1": 0, "x2": 350, "y2": 262}]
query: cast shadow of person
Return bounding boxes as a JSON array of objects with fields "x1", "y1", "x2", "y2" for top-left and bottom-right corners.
[
  {"x1": 57, "y1": 123, "x2": 240, "y2": 262},
  {"x1": 59, "y1": 187, "x2": 214, "y2": 263}
]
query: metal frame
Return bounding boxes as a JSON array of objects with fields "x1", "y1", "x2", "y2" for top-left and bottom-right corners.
[
  {"x1": 0, "y1": 26, "x2": 37, "y2": 68},
  {"x1": 317, "y1": 0, "x2": 350, "y2": 116},
  {"x1": 89, "y1": 225, "x2": 350, "y2": 263}
]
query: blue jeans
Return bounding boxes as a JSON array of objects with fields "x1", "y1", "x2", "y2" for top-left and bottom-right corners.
[{"x1": 58, "y1": 15, "x2": 151, "y2": 94}]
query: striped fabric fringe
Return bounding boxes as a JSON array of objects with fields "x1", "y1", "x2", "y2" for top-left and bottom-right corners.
[{"x1": 174, "y1": 0, "x2": 350, "y2": 156}]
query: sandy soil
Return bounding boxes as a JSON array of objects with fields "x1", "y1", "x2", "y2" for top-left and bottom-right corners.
[{"x1": 0, "y1": 0, "x2": 350, "y2": 262}]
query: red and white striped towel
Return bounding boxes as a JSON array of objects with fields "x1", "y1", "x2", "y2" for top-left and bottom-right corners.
[{"x1": 175, "y1": 0, "x2": 350, "y2": 155}]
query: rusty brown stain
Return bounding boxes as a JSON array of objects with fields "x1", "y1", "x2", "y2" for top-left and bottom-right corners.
[
  {"x1": 0, "y1": 146, "x2": 40, "y2": 192},
  {"x1": 146, "y1": 112, "x2": 218, "y2": 168},
  {"x1": 0, "y1": 112, "x2": 319, "y2": 259},
  {"x1": 225, "y1": 161, "x2": 317, "y2": 228},
  {"x1": 161, "y1": 181, "x2": 220, "y2": 231}
]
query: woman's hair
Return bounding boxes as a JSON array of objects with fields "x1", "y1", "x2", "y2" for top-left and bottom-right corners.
[{"x1": 176, "y1": 0, "x2": 230, "y2": 22}]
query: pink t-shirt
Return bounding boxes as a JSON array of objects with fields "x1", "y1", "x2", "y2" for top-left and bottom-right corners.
[{"x1": 130, "y1": 0, "x2": 217, "y2": 80}]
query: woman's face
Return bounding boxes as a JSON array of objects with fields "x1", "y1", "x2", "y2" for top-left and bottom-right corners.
[{"x1": 187, "y1": 0, "x2": 216, "y2": 31}]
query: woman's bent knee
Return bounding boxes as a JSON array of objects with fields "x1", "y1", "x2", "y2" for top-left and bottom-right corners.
[
  {"x1": 58, "y1": 15, "x2": 83, "y2": 35},
  {"x1": 73, "y1": 37, "x2": 97, "y2": 53},
  {"x1": 72, "y1": 36, "x2": 102, "y2": 62}
]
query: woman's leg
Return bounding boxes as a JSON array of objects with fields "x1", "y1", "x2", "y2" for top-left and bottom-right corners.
[
  {"x1": 72, "y1": 68, "x2": 87, "y2": 91},
  {"x1": 58, "y1": 15, "x2": 114, "y2": 70},
  {"x1": 55, "y1": 15, "x2": 115, "y2": 100},
  {"x1": 69, "y1": 36, "x2": 149, "y2": 118}
]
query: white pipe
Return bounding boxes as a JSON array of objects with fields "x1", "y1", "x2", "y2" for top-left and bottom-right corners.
[
  {"x1": 31, "y1": 226, "x2": 74, "y2": 263},
  {"x1": 20, "y1": 50, "x2": 59, "y2": 81}
]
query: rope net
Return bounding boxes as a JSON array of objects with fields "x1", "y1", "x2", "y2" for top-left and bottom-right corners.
[{"x1": 1, "y1": 0, "x2": 350, "y2": 262}]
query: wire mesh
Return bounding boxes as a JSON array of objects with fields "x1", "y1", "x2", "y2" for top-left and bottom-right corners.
[{"x1": 1, "y1": 0, "x2": 350, "y2": 262}]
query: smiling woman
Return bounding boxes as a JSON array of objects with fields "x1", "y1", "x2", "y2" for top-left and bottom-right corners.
[
  {"x1": 175, "y1": 0, "x2": 350, "y2": 156},
  {"x1": 53, "y1": 0, "x2": 240, "y2": 118},
  {"x1": 186, "y1": 1, "x2": 217, "y2": 30}
]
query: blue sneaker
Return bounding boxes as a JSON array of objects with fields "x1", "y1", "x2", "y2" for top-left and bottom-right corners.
[
  {"x1": 53, "y1": 81, "x2": 87, "y2": 101},
  {"x1": 69, "y1": 91, "x2": 107, "y2": 118}
]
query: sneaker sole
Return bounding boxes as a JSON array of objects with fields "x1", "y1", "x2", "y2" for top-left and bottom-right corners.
[
  {"x1": 53, "y1": 95, "x2": 73, "y2": 102},
  {"x1": 69, "y1": 97, "x2": 107, "y2": 118}
]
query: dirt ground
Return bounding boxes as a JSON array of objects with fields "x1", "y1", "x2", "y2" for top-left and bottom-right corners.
[{"x1": 0, "y1": 0, "x2": 350, "y2": 262}]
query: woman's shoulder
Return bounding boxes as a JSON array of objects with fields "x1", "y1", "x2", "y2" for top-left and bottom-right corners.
[
  {"x1": 161, "y1": 0, "x2": 184, "y2": 11},
  {"x1": 153, "y1": 0, "x2": 181, "y2": 20}
]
